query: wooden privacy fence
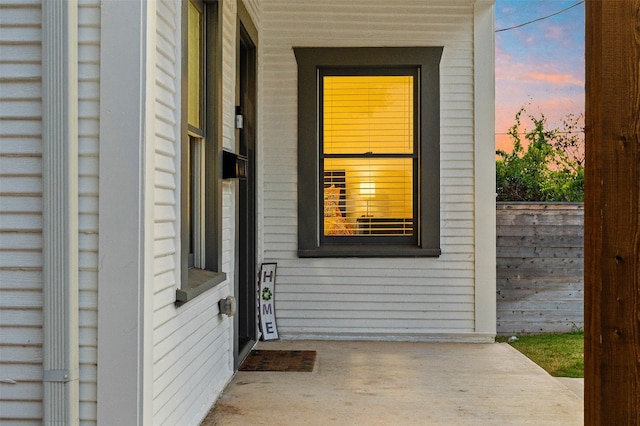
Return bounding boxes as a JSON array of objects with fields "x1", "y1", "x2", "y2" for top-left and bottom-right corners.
[{"x1": 496, "y1": 203, "x2": 584, "y2": 335}]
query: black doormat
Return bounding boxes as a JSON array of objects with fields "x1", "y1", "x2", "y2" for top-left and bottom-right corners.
[{"x1": 239, "y1": 350, "x2": 316, "y2": 372}]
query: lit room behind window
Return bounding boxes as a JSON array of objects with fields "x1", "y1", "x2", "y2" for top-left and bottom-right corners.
[{"x1": 322, "y1": 74, "x2": 416, "y2": 237}]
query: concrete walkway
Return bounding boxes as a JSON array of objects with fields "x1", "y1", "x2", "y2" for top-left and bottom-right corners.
[
  {"x1": 202, "y1": 340, "x2": 583, "y2": 425},
  {"x1": 556, "y1": 377, "x2": 584, "y2": 400}
]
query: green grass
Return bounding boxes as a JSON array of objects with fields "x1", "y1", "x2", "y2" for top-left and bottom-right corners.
[{"x1": 496, "y1": 333, "x2": 584, "y2": 378}]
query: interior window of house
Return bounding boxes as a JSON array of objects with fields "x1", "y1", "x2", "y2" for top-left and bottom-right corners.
[
  {"x1": 177, "y1": 0, "x2": 225, "y2": 305},
  {"x1": 322, "y1": 72, "x2": 417, "y2": 240},
  {"x1": 294, "y1": 47, "x2": 443, "y2": 258},
  {"x1": 188, "y1": 0, "x2": 205, "y2": 268}
]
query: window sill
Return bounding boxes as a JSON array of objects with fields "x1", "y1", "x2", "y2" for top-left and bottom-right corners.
[
  {"x1": 298, "y1": 245, "x2": 441, "y2": 258},
  {"x1": 175, "y1": 269, "x2": 227, "y2": 307}
]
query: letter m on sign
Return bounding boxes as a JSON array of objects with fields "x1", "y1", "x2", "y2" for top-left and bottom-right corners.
[{"x1": 262, "y1": 304, "x2": 273, "y2": 315}]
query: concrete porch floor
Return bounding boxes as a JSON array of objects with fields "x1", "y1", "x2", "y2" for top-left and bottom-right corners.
[{"x1": 202, "y1": 340, "x2": 583, "y2": 425}]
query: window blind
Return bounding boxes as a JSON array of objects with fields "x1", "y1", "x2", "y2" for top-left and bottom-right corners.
[{"x1": 322, "y1": 75, "x2": 416, "y2": 237}]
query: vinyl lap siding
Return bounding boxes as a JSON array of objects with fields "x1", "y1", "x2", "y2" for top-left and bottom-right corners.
[
  {"x1": 0, "y1": 1, "x2": 100, "y2": 422},
  {"x1": 0, "y1": 1, "x2": 44, "y2": 422},
  {"x1": 262, "y1": 0, "x2": 476, "y2": 339},
  {"x1": 151, "y1": 1, "x2": 234, "y2": 424},
  {"x1": 78, "y1": 0, "x2": 100, "y2": 422},
  {"x1": 152, "y1": 1, "x2": 186, "y2": 421},
  {"x1": 153, "y1": 0, "x2": 179, "y2": 312}
]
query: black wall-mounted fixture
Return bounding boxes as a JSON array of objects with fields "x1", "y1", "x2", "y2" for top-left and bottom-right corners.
[{"x1": 222, "y1": 150, "x2": 248, "y2": 179}]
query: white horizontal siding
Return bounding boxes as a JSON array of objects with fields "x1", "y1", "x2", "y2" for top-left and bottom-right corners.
[
  {"x1": 77, "y1": 0, "x2": 100, "y2": 422},
  {"x1": 150, "y1": 1, "x2": 246, "y2": 424},
  {"x1": 152, "y1": 1, "x2": 189, "y2": 422},
  {"x1": 153, "y1": 289, "x2": 232, "y2": 425},
  {"x1": 0, "y1": 1, "x2": 44, "y2": 422},
  {"x1": 261, "y1": 0, "x2": 477, "y2": 339},
  {"x1": 1, "y1": 1, "x2": 100, "y2": 423}
]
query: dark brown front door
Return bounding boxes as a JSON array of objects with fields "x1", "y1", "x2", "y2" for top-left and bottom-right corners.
[{"x1": 234, "y1": 20, "x2": 257, "y2": 368}]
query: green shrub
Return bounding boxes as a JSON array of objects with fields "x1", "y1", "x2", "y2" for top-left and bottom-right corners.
[{"x1": 496, "y1": 108, "x2": 584, "y2": 202}]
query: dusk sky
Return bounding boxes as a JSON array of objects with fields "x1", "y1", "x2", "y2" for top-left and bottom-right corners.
[{"x1": 495, "y1": 0, "x2": 585, "y2": 151}]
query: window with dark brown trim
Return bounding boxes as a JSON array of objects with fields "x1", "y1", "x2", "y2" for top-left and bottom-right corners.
[
  {"x1": 177, "y1": 0, "x2": 225, "y2": 305},
  {"x1": 294, "y1": 47, "x2": 443, "y2": 258}
]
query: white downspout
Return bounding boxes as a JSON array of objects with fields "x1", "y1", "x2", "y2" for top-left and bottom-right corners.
[{"x1": 42, "y1": 0, "x2": 80, "y2": 424}]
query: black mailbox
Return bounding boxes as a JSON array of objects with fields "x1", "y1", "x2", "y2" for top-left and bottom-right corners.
[{"x1": 222, "y1": 150, "x2": 248, "y2": 179}]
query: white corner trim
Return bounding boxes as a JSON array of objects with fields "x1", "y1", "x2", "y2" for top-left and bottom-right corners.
[
  {"x1": 97, "y1": 1, "x2": 154, "y2": 424},
  {"x1": 474, "y1": 0, "x2": 497, "y2": 335},
  {"x1": 41, "y1": 0, "x2": 80, "y2": 424}
]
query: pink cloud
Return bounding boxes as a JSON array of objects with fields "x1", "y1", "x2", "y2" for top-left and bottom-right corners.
[
  {"x1": 522, "y1": 71, "x2": 583, "y2": 86},
  {"x1": 496, "y1": 53, "x2": 583, "y2": 87}
]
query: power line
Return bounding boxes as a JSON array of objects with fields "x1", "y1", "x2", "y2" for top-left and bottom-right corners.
[
  {"x1": 496, "y1": 131, "x2": 584, "y2": 136},
  {"x1": 495, "y1": 1, "x2": 584, "y2": 33},
  {"x1": 494, "y1": 130, "x2": 584, "y2": 136}
]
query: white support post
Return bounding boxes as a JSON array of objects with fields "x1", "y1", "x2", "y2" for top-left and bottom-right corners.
[
  {"x1": 42, "y1": 0, "x2": 80, "y2": 424},
  {"x1": 97, "y1": 0, "x2": 154, "y2": 424},
  {"x1": 474, "y1": 0, "x2": 497, "y2": 336}
]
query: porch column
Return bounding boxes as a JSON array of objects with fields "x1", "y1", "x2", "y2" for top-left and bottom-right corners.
[
  {"x1": 473, "y1": 0, "x2": 497, "y2": 336},
  {"x1": 97, "y1": 0, "x2": 155, "y2": 424},
  {"x1": 585, "y1": 0, "x2": 640, "y2": 423}
]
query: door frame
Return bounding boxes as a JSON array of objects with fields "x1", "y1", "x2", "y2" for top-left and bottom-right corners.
[{"x1": 234, "y1": 3, "x2": 259, "y2": 369}]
